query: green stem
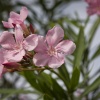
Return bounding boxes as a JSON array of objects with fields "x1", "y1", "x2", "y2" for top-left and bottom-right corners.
[{"x1": 19, "y1": 67, "x2": 46, "y2": 71}]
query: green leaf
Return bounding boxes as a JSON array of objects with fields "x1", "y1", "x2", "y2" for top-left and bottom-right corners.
[
  {"x1": 51, "y1": 69, "x2": 70, "y2": 90},
  {"x1": 90, "y1": 46, "x2": 100, "y2": 61},
  {"x1": 43, "y1": 94, "x2": 53, "y2": 100},
  {"x1": 70, "y1": 67, "x2": 80, "y2": 92},
  {"x1": 64, "y1": 17, "x2": 80, "y2": 27},
  {"x1": 24, "y1": 71, "x2": 42, "y2": 92},
  {"x1": 88, "y1": 17, "x2": 100, "y2": 44},
  {"x1": 24, "y1": 71, "x2": 60, "y2": 98},
  {"x1": 65, "y1": 25, "x2": 77, "y2": 41},
  {"x1": 51, "y1": 78, "x2": 68, "y2": 99},
  {"x1": 92, "y1": 92, "x2": 100, "y2": 100},
  {"x1": 0, "y1": 89, "x2": 35, "y2": 100},
  {"x1": 74, "y1": 26, "x2": 85, "y2": 68},
  {"x1": 0, "y1": 89, "x2": 34, "y2": 94},
  {"x1": 84, "y1": 16, "x2": 89, "y2": 27},
  {"x1": 80, "y1": 76, "x2": 100, "y2": 97},
  {"x1": 77, "y1": 71, "x2": 90, "y2": 88},
  {"x1": 58, "y1": 64, "x2": 70, "y2": 82}
]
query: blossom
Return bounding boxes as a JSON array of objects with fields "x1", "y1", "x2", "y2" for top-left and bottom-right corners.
[
  {"x1": 0, "y1": 27, "x2": 38, "y2": 62},
  {"x1": 86, "y1": 0, "x2": 100, "y2": 15},
  {"x1": 33, "y1": 26, "x2": 76, "y2": 68},
  {"x1": 2, "y1": 7, "x2": 28, "y2": 28},
  {"x1": 0, "y1": 48, "x2": 21, "y2": 78}
]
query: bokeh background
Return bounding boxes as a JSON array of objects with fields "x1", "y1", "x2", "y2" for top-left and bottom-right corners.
[{"x1": 0, "y1": 0, "x2": 100, "y2": 100}]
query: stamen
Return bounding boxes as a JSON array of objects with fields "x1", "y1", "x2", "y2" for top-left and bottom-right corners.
[{"x1": 47, "y1": 46, "x2": 56, "y2": 56}]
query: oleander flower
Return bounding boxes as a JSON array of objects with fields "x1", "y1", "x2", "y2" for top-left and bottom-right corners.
[
  {"x1": 86, "y1": 0, "x2": 100, "y2": 15},
  {"x1": 2, "y1": 7, "x2": 28, "y2": 28},
  {"x1": 0, "y1": 48, "x2": 21, "y2": 78},
  {"x1": 0, "y1": 27, "x2": 38, "y2": 62},
  {"x1": 33, "y1": 26, "x2": 76, "y2": 68}
]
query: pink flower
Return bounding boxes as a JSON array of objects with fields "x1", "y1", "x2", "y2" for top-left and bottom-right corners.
[
  {"x1": 86, "y1": 0, "x2": 100, "y2": 15},
  {"x1": 0, "y1": 27, "x2": 38, "y2": 62},
  {"x1": 33, "y1": 26, "x2": 76, "y2": 68},
  {"x1": 2, "y1": 7, "x2": 28, "y2": 28},
  {"x1": 0, "y1": 48, "x2": 21, "y2": 78}
]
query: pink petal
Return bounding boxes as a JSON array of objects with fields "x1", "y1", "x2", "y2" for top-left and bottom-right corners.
[
  {"x1": 87, "y1": 9, "x2": 95, "y2": 15},
  {"x1": 46, "y1": 26, "x2": 64, "y2": 46},
  {"x1": 48, "y1": 55, "x2": 64, "y2": 68},
  {"x1": 10, "y1": 11, "x2": 20, "y2": 19},
  {"x1": 10, "y1": 12, "x2": 22, "y2": 24},
  {"x1": 5, "y1": 49, "x2": 25, "y2": 62},
  {"x1": 86, "y1": 0, "x2": 100, "y2": 16},
  {"x1": 2, "y1": 21, "x2": 13, "y2": 28},
  {"x1": 0, "y1": 64, "x2": 4, "y2": 78},
  {"x1": 20, "y1": 7, "x2": 28, "y2": 21},
  {"x1": 0, "y1": 49, "x2": 5, "y2": 64},
  {"x1": 8, "y1": 18, "x2": 13, "y2": 24},
  {"x1": 56, "y1": 40, "x2": 76, "y2": 55},
  {"x1": 15, "y1": 26, "x2": 24, "y2": 44},
  {"x1": 34, "y1": 35, "x2": 47, "y2": 53},
  {"x1": 33, "y1": 53, "x2": 50, "y2": 67},
  {"x1": 23, "y1": 34, "x2": 38, "y2": 51},
  {"x1": 0, "y1": 31, "x2": 15, "y2": 50}
]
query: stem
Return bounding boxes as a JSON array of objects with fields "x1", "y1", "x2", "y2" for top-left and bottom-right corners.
[
  {"x1": 18, "y1": 67, "x2": 46, "y2": 71},
  {"x1": 7, "y1": 67, "x2": 47, "y2": 72}
]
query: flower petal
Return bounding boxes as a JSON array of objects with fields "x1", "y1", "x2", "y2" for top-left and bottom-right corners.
[
  {"x1": 56, "y1": 40, "x2": 76, "y2": 55},
  {"x1": 0, "y1": 64, "x2": 4, "y2": 78},
  {"x1": 0, "y1": 31, "x2": 15, "y2": 50},
  {"x1": 46, "y1": 26, "x2": 64, "y2": 46},
  {"x1": 34, "y1": 35, "x2": 47, "y2": 53},
  {"x1": 23, "y1": 34, "x2": 38, "y2": 51},
  {"x1": 2, "y1": 21, "x2": 13, "y2": 28},
  {"x1": 48, "y1": 55, "x2": 64, "y2": 68},
  {"x1": 10, "y1": 11, "x2": 20, "y2": 19},
  {"x1": 0, "y1": 49, "x2": 5, "y2": 64},
  {"x1": 20, "y1": 7, "x2": 28, "y2": 21},
  {"x1": 5, "y1": 49, "x2": 25, "y2": 62},
  {"x1": 10, "y1": 11, "x2": 22, "y2": 24},
  {"x1": 33, "y1": 53, "x2": 50, "y2": 67},
  {"x1": 15, "y1": 26, "x2": 24, "y2": 44}
]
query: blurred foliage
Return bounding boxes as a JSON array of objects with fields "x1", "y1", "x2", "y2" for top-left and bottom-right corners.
[{"x1": 0, "y1": 0, "x2": 100, "y2": 100}]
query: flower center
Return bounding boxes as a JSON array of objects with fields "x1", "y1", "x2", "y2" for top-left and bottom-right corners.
[
  {"x1": 47, "y1": 46, "x2": 56, "y2": 56},
  {"x1": 14, "y1": 43, "x2": 22, "y2": 50},
  {"x1": 14, "y1": 45, "x2": 20, "y2": 49}
]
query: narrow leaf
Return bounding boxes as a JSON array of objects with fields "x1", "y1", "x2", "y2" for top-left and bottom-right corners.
[
  {"x1": 74, "y1": 26, "x2": 85, "y2": 68},
  {"x1": 70, "y1": 67, "x2": 80, "y2": 91},
  {"x1": 44, "y1": 94, "x2": 53, "y2": 100},
  {"x1": 24, "y1": 71, "x2": 42, "y2": 92},
  {"x1": 80, "y1": 76, "x2": 100, "y2": 97},
  {"x1": 88, "y1": 17, "x2": 100, "y2": 44},
  {"x1": 90, "y1": 46, "x2": 100, "y2": 61},
  {"x1": 58, "y1": 64, "x2": 70, "y2": 84}
]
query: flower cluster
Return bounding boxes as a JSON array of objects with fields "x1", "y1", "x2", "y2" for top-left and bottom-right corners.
[
  {"x1": 0, "y1": 7, "x2": 76, "y2": 78},
  {"x1": 85, "y1": 0, "x2": 100, "y2": 16}
]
